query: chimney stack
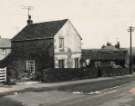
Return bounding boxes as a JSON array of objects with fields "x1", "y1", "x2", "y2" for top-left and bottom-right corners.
[{"x1": 27, "y1": 15, "x2": 33, "y2": 25}]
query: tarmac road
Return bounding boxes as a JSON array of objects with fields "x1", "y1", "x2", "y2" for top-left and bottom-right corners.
[{"x1": 2, "y1": 80, "x2": 135, "y2": 106}]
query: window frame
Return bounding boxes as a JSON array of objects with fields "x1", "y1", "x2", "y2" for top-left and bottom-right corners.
[
  {"x1": 74, "y1": 58, "x2": 79, "y2": 68},
  {"x1": 26, "y1": 60, "x2": 36, "y2": 74},
  {"x1": 2, "y1": 49, "x2": 6, "y2": 55},
  {"x1": 59, "y1": 37, "x2": 64, "y2": 50},
  {"x1": 58, "y1": 59, "x2": 65, "y2": 68}
]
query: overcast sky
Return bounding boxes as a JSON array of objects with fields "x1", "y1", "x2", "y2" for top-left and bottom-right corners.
[{"x1": 0, "y1": 0, "x2": 135, "y2": 48}]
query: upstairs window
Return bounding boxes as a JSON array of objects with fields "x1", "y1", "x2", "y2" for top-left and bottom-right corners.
[{"x1": 59, "y1": 38, "x2": 64, "y2": 49}]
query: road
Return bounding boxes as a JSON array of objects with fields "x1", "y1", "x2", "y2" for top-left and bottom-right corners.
[{"x1": 1, "y1": 80, "x2": 135, "y2": 106}]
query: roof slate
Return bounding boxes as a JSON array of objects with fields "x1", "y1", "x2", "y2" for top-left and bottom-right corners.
[{"x1": 12, "y1": 19, "x2": 68, "y2": 41}]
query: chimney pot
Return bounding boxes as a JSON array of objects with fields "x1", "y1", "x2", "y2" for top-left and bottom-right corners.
[{"x1": 27, "y1": 15, "x2": 33, "y2": 25}]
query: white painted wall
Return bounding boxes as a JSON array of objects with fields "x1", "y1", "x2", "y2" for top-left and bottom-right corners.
[
  {"x1": 54, "y1": 20, "x2": 82, "y2": 68},
  {"x1": 0, "y1": 49, "x2": 11, "y2": 60}
]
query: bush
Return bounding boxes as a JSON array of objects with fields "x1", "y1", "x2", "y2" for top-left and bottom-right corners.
[
  {"x1": 101, "y1": 68, "x2": 129, "y2": 77},
  {"x1": 40, "y1": 68, "x2": 98, "y2": 82},
  {"x1": 36, "y1": 67, "x2": 130, "y2": 82}
]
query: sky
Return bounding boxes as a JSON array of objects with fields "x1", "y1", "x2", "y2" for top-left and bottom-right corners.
[{"x1": 0, "y1": 0, "x2": 135, "y2": 49}]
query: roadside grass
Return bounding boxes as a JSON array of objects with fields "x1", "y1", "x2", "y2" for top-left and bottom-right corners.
[
  {"x1": 56, "y1": 77, "x2": 135, "y2": 93},
  {"x1": 0, "y1": 97, "x2": 24, "y2": 106}
]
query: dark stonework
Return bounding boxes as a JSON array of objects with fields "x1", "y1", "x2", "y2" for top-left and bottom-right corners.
[{"x1": 9, "y1": 38, "x2": 54, "y2": 79}]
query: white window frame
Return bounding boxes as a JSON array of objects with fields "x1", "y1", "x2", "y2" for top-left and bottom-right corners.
[
  {"x1": 74, "y1": 58, "x2": 79, "y2": 68},
  {"x1": 26, "y1": 60, "x2": 36, "y2": 74},
  {"x1": 2, "y1": 49, "x2": 6, "y2": 55},
  {"x1": 59, "y1": 37, "x2": 64, "y2": 49},
  {"x1": 58, "y1": 59, "x2": 65, "y2": 68}
]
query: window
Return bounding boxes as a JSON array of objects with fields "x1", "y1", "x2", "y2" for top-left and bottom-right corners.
[
  {"x1": 26, "y1": 60, "x2": 35, "y2": 74},
  {"x1": 2, "y1": 49, "x2": 6, "y2": 55},
  {"x1": 59, "y1": 38, "x2": 64, "y2": 49},
  {"x1": 58, "y1": 59, "x2": 65, "y2": 68},
  {"x1": 74, "y1": 58, "x2": 79, "y2": 68}
]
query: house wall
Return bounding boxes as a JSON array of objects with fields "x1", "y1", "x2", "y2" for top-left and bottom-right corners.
[
  {"x1": 11, "y1": 39, "x2": 54, "y2": 78},
  {"x1": 54, "y1": 20, "x2": 82, "y2": 68},
  {"x1": 0, "y1": 49, "x2": 11, "y2": 60}
]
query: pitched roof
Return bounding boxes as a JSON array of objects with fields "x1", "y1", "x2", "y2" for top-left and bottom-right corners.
[
  {"x1": 12, "y1": 19, "x2": 68, "y2": 41},
  {"x1": 0, "y1": 38, "x2": 11, "y2": 48}
]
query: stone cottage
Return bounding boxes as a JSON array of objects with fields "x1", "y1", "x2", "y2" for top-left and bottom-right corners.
[{"x1": 6, "y1": 18, "x2": 82, "y2": 79}]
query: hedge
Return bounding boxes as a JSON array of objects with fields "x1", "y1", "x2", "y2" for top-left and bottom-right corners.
[
  {"x1": 40, "y1": 68, "x2": 98, "y2": 82},
  {"x1": 101, "y1": 68, "x2": 130, "y2": 77},
  {"x1": 36, "y1": 67, "x2": 130, "y2": 82}
]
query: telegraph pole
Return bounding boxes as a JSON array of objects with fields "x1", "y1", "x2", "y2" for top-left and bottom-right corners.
[{"x1": 128, "y1": 26, "x2": 134, "y2": 74}]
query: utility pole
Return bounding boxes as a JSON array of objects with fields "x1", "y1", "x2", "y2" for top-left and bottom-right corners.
[{"x1": 128, "y1": 26, "x2": 134, "y2": 74}]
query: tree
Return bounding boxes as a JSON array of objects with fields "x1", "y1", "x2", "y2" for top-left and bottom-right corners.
[
  {"x1": 115, "y1": 41, "x2": 120, "y2": 48},
  {"x1": 106, "y1": 42, "x2": 112, "y2": 46},
  {"x1": 101, "y1": 44, "x2": 105, "y2": 48}
]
